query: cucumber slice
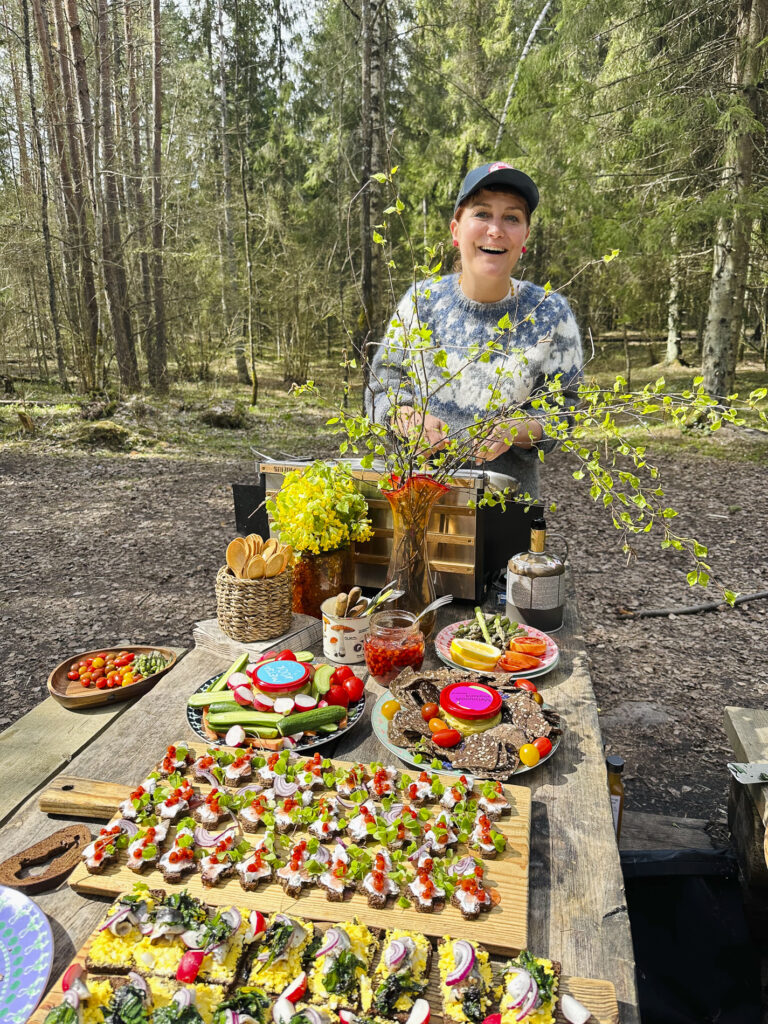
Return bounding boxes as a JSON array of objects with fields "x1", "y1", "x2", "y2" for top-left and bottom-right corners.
[
  {"x1": 243, "y1": 726, "x2": 279, "y2": 739},
  {"x1": 317, "y1": 723, "x2": 340, "y2": 734},
  {"x1": 209, "y1": 652, "x2": 250, "y2": 693},
  {"x1": 312, "y1": 664, "x2": 334, "y2": 697},
  {"x1": 188, "y1": 690, "x2": 237, "y2": 709},
  {"x1": 294, "y1": 651, "x2": 315, "y2": 663},
  {"x1": 207, "y1": 708, "x2": 283, "y2": 728}
]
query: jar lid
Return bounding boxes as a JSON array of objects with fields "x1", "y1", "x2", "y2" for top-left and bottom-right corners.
[
  {"x1": 252, "y1": 660, "x2": 311, "y2": 693},
  {"x1": 440, "y1": 682, "x2": 502, "y2": 720}
]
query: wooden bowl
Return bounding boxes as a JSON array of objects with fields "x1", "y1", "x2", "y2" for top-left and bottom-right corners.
[{"x1": 46, "y1": 645, "x2": 178, "y2": 709}]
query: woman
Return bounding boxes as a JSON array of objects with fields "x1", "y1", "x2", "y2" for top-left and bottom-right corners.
[{"x1": 366, "y1": 162, "x2": 583, "y2": 498}]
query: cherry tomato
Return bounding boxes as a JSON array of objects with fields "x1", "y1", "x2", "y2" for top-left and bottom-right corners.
[
  {"x1": 533, "y1": 736, "x2": 553, "y2": 758},
  {"x1": 532, "y1": 691, "x2": 544, "y2": 705},
  {"x1": 67, "y1": 670, "x2": 80, "y2": 681},
  {"x1": 432, "y1": 728, "x2": 462, "y2": 748},
  {"x1": 91, "y1": 668, "x2": 105, "y2": 681},
  {"x1": 133, "y1": 674, "x2": 144, "y2": 682},
  {"x1": 331, "y1": 665, "x2": 354, "y2": 684},
  {"x1": 421, "y1": 702, "x2": 439, "y2": 722},
  {"x1": 91, "y1": 656, "x2": 106, "y2": 669},
  {"x1": 122, "y1": 672, "x2": 134, "y2": 686},
  {"x1": 519, "y1": 744, "x2": 541, "y2": 767},
  {"x1": 115, "y1": 654, "x2": 133, "y2": 668},
  {"x1": 428, "y1": 717, "x2": 448, "y2": 734},
  {"x1": 381, "y1": 699, "x2": 401, "y2": 720},
  {"x1": 95, "y1": 678, "x2": 108, "y2": 690},
  {"x1": 80, "y1": 672, "x2": 92, "y2": 684},
  {"x1": 107, "y1": 671, "x2": 121, "y2": 686},
  {"x1": 326, "y1": 684, "x2": 349, "y2": 710},
  {"x1": 514, "y1": 679, "x2": 537, "y2": 693},
  {"x1": 342, "y1": 675, "x2": 365, "y2": 703},
  {"x1": 80, "y1": 678, "x2": 91, "y2": 688}
]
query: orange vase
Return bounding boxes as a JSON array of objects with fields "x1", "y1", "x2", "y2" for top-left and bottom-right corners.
[
  {"x1": 384, "y1": 474, "x2": 449, "y2": 640},
  {"x1": 292, "y1": 546, "x2": 354, "y2": 619}
]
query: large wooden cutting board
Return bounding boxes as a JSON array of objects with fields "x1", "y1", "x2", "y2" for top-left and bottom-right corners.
[
  {"x1": 29, "y1": 921, "x2": 619, "y2": 1024},
  {"x1": 65, "y1": 745, "x2": 531, "y2": 953}
]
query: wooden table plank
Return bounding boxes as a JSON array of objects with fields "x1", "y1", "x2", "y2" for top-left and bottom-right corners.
[
  {"x1": 724, "y1": 705, "x2": 768, "y2": 825},
  {"x1": 0, "y1": 647, "x2": 185, "y2": 828}
]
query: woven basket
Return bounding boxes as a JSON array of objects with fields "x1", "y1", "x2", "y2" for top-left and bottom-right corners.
[{"x1": 215, "y1": 565, "x2": 294, "y2": 643}]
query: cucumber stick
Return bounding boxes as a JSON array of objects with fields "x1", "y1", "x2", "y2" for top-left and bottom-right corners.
[
  {"x1": 209, "y1": 652, "x2": 250, "y2": 693},
  {"x1": 207, "y1": 708, "x2": 283, "y2": 728},
  {"x1": 277, "y1": 705, "x2": 345, "y2": 736},
  {"x1": 188, "y1": 690, "x2": 238, "y2": 709}
]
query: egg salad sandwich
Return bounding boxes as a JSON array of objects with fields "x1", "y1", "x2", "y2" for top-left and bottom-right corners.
[
  {"x1": 437, "y1": 938, "x2": 493, "y2": 1024},
  {"x1": 500, "y1": 951, "x2": 560, "y2": 1024},
  {"x1": 247, "y1": 913, "x2": 315, "y2": 994},
  {"x1": 369, "y1": 928, "x2": 431, "y2": 1021},
  {"x1": 86, "y1": 886, "x2": 161, "y2": 974},
  {"x1": 307, "y1": 921, "x2": 378, "y2": 1012}
]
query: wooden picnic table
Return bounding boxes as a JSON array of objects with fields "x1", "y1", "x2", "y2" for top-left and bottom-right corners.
[{"x1": 1, "y1": 575, "x2": 639, "y2": 1023}]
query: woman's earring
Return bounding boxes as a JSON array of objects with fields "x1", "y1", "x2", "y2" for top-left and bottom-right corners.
[
  {"x1": 452, "y1": 239, "x2": 459, "y2": 247},
  {"x1": 521, "y1": 246, "x2": 527, "y2": 254}
]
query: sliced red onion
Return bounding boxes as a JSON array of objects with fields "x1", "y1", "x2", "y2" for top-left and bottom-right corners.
[
  {"x1": 274, "y1": 912, "x2": 293, "y2": 925},
  {"x1": 302, "y1": 1008, "x2": 326, "y2": 1024},
  {"x1": 139, "y1": 920, "x2": 154, "y2": 935},
  {"x1": 128, "y1": 971, "x2": 150, "y2": 1000},
  {"x1": 221, "y1": 907, "x2": 242, "y2": 932},
  {"x1": 334, "y1": 795, "x2": 356, "y2": 809},
  {"x1": 383, "y1": 804, "x2": 404, "y2": 825},
  {"x1": 384, "y1": 939, "x2": 408, "y2": 968},
  {"x1": 223, "y1": 1011, "x2": 239, "y2": 1024},
  {"x1": 117, "y1": 818, "x2": 140, "y2": 836},
  {"x1": 172, "y1": 990, "x2": 194, "y2": 1009},
  {"x1": 313, "y1": 844, "x2": 330, "y2": 864},
  {"x1": 505, "y1": 969, "x2": 533, "y2": 1009},
  {"x1": 61, "y1": 991, "x2": 80, "y2": 1010},
  {"x1": 236, "y1": 783, "x2": 262, "y2": 797},
  {"x1": 98, "y1": 906, "x2": 134, "y2": 934},
  {"x1": 451, "y1": 857, "x2": 476, "y2": 876},
  {"x1": 225, "y1": 725, "x2": 247, "y2": 747},
  {"x1": 515, "y1": 984, "x2": 539, "y2": 1022},
  {"x1": 197, "y1": 768, "x2": 219, "y2": 788},
  {"x1": 181, "y1": 929, "x2": 203, "y2": 948},
  {"x1": 560, "y1": 994, "x2": 592, "y2": 1024},
  {"x1": 193, "y1": 824, "x2": 237, "y2": 847},
  {"x1": 408, "y1": 842, "x2": 430, "y2": 864},
  {"x1": 405, "y1": 998, "x2": 430, "y2": 1024},
  {"x1": 316, "y1": 927, "x2": 349, "y2": 958},
  {"x1": 446, "y1": 940, "x2": 475, "y2": 986},
  {"x1": 274, "y1": 776, "x2": 299, "y2": 798},
  {"x1": 227, "y1": 671, "x2": 251, "y2": 690}
]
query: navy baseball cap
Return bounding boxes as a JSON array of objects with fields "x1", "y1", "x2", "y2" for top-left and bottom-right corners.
[{"x1": 454, "y1": 161, "x2": 539, "y2": 215}]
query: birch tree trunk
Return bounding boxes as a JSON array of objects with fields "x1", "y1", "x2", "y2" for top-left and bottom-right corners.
[
  {"x1": 664, "y1": 238, "x2": 683, "y2": 365},
  {"x1": 149, "y1": 0, "x2": 168, "y2": 390},
  {"x1": 357, "y1": 0, "x2": 374, "y2": 395},
  {"x1": 701, "y1": 0, "x2": 767, "y2": 401},
  {"x1": 97, "y1": 0, "x2": 140, "y2": 389}
]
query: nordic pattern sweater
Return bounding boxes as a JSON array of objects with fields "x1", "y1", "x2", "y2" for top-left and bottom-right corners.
[{"x1": 365, "y1": 273, "x2": 583, "y2": 498}]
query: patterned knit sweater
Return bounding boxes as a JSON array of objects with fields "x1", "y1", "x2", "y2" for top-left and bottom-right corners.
[{"x1": 366, "y1": 273, "x2": 583, "y2": 498}]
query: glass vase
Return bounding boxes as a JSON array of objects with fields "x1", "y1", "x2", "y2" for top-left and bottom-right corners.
[
  {"x1": 384, "y1": 474, "x2": 449, "y2": 640},
  {"x1": 292, "y1": 546, "x2": 354, "y2": 619}
]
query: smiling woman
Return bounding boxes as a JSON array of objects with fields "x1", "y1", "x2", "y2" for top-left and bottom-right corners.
[{"x1": 366, "y1": 162, "x2": 584, "y2": 499}]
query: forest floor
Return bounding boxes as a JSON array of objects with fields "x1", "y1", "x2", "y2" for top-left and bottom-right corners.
[{"x1": 1, "y1": 358, "x2": 768, "y2": 829}]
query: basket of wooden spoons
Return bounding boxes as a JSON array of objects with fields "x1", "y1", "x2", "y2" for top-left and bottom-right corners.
[{"x1": 215, "y1": 533, "x2": 294, "y2": 642}]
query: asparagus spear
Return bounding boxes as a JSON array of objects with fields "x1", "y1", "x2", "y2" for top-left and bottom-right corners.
[{"x1": 474, "y1": 606, "x2": 494, "y2": 645}]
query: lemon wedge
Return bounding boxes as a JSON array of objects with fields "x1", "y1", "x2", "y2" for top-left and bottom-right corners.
[{"x1": 450, "y1": 637, "x2": 501, "y2": 670}]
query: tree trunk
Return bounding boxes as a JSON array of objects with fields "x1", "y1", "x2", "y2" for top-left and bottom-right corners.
[
  {"x1": 216, "y1": 0, "x2": 247, "y2": 383},
  {"x1": 664, "y1": 239, "x2": 683, "y2": 365},
  {"x1": 701, "y1": 0, "x2": 766, "y2": 401},
  {"x1": 149, "y1": 0, "x2": 168, "y2": 391},
  {"x1": 123, "y1": 0, "x2": 153, "y2": 360},
  {"x1": 357, "y1": 0, "x2": 374, "y2": 398},
  {"x1": 96, "y1": 0, "x2": 140, "y2": 390},
  {"x1": 22, "y1": 0, "x2": 68, "y2": 387}
]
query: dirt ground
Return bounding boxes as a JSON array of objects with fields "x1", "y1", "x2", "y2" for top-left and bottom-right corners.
[{"x1": 2, "y1": 435, "x2": 767, "y2": 827}]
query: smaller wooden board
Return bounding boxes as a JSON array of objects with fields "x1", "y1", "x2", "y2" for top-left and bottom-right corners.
[
  {"x1": 47, "y1": 646, "x2": 178, "y2": 708},
  {"x1": 28, "y1": 918, "x2": 619, "y2": 1024},
  {"x1": 66, "y1": 746, "x2": 531, "y2": 953}
]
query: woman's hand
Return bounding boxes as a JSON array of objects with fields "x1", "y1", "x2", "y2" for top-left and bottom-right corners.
[
  {"x1": 473, "y1": 419, "x2": 543, "y2": 462},
  {"x1": 392, "y1": 405, "x2": 449, "y2": 455}
]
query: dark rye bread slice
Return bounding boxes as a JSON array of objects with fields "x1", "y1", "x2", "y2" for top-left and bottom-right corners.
[
  {"x1": 0, "y1": 825, "x2": 91, "y2": 895},
  {"x1": 500, "y1": 956, "x2": 562, "y2": 1015},
  {"x1": 372, "y1": 934, "x2": 433, "y2": 1022},
  {"x1": 85, "y1": 888, "x2": 166, "y2": 974}
]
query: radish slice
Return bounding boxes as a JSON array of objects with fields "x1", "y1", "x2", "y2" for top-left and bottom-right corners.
[
  {"x1": 318, "y1": 700, "x2": 329, "y2": 709},
  {"x1": 253, "y1": 694, "x2": 276, "y2": 712},
  {"x1": 446, "y1": 940, "x2": 475, "y2": 986},
  {"x1": 561, "y1": 994, "x2": 592, "y2": 1024},
  {"x1": 227, "y1": 671, "x2": 252, "y2": 691},
  {"x1": 62, "y1": 963, "x2": 86, "y2": 993},
  {"x1": 294, "y1": 694, "x2": 317, "y2": 711},
  {"x1": 405, "y1": 998, "x2": 431, "y2": 1024},
  {"x1": 234, "y1": 685, "x2": 254, "y2": 707},
  {"x1": 176, "y1": 949, "x2": 205, "y2": 983},
  {"x1": 272, "y1": 996, "x2": 294, "y2": 1024},
  {"x1": 283, "y1": 734, "x2": 302, "y2": 748},
  {"x1": 280, "y1": 971, "x2": 308, "y2": 1003},
  {"x1": 338, "y1": 1012, "x2": 357, "y2": 1024},
  {"x1": 482, "y1": 1016, "x2": 501, "y2": 1024},
  {"x1": 225, "y1": 725, "x2": 247, "y2": 747},
  {"x1": 273, "y1": 697, "x2": 296, "y2": 715}
]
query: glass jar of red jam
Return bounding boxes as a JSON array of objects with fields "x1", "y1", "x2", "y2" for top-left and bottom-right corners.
[{"x1": 363, "y1": 610, "x2": 425, "y2": 685}]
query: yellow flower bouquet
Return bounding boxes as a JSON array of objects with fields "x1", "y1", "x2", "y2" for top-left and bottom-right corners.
[{"x1": 266, "y1": 460, "x2": 373, "y2": 556}]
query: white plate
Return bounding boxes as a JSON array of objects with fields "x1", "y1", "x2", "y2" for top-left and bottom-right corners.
[{"x1": 434, "y1": 619, "x2": 559, "y2": 680}]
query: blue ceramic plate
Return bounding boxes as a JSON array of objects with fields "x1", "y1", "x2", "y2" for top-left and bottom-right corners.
[
  {"x1": 371, "y1": 691, "x2": 561, "y2": 778},
  {"x1": 187, "y1": 674, "x2": 366, "y2": 752},
  {"x1": 0, "y1": 885, "x2": 53, "y2": 1024}
]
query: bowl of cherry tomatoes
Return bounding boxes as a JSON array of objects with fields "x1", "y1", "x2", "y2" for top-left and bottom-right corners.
[{"x1": 47, "y1": 645, "x2": 177, "y2": 708}]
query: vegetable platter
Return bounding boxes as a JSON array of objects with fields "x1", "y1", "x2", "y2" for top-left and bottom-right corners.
[
  {"x1": 186, "y1": 652, "x2": 367, "y2": 753},
  {"x1": 30, "y1": 890, "x2": 620, "y2": 1024},
  {"x1": 434, "y1": 611, "x2": 559, "y2": 680},
  {"x1": 47, "y1": 646, "x2": 177, "y2": 709},
  {"x1": 67, "y1": 743, "x2": 533, "y2": 954}
]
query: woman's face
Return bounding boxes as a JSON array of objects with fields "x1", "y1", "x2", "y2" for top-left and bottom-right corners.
[{"x1": 450, "y1": 189, "x2": 530, "y2": 300}]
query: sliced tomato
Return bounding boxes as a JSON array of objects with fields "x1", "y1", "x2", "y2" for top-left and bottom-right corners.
[
  {"x1": 511, "y1": 636, "x2": 547, "y2": 657},
  {"x1": 498, "y1": 651, "x2": 541, "y2": 672}
]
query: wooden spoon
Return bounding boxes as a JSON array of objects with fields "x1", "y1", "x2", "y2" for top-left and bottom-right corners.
[
  {"x1": 226, "y1": 538, "x2": 248, "y2": 578},
  {"x1": 244, "y1": 554, "x2": 266, "y2": 579}
]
